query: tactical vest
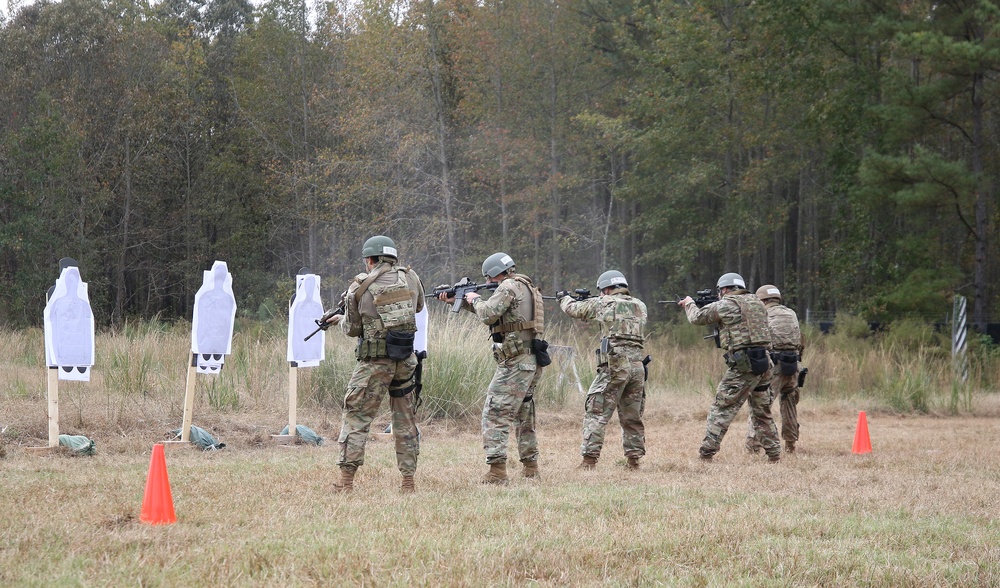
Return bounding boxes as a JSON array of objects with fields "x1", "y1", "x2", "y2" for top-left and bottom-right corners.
[
  {"x1": 720, "y1": 293, "x2": 771, "y2": 351},
  {"x1": 489, "y1": 274, "x2": 544, "y2": 339},
  {"x1": 359, "y1": 266, "x2": 417, "y2": 341},
  {"x1": 597, "y1": 293, "x2": 644, "y2": 346},
  {"x1": 767, "y1": 304, "x2": 801, "y2": 351}
]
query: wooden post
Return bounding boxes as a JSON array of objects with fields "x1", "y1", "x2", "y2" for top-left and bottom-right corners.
[
  {"x1": 179, "y1": 353, "x2": 197, "y2": 442},
  {"x1": 47, "y1": 366, "x2": 59, "y2": 447},
  {"x1": 271, "y1": 362, "x2": 299, "y2": 445}
]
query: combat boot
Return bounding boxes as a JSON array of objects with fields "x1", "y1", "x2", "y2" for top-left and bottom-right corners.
[
  {"x1": 626, "y1": 456, "x2": 640, "y2": 470},
  {"x1": 768, "y1": 455, "x2": 781, "y2": 464},
  {"x1": 785, "y1": 441, "x2": 796, "y2": 454},
  {"x1": 401, "y1": 474, "x2": 415, "y2": 493},
  {"x1": 522, "y1": 460, "x2": 540, "y2": 479},
  {"x1": 334, "y1": 466, "x2": 356, "y2": 493},
  {"x1": 578, "y1": 455, "x2": 597, "y2": 470},
  {"x1": 482, "y1": 462, "x2": 508, "y2": 485}
]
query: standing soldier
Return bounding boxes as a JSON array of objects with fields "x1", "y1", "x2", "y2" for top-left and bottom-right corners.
[
  {"x1": 437, "y1": 253, "x2": 547, "y2": 484},
  {"x1": 678, "y1": 272, "x2": 781, "y2": 462},
  {"x1": 746, "y1": 285, "x2": 805, "y2": 454},
  {"x1": 323, "y1": 235, "x2": 425, "y2": 493},
  {"x1": 559, "y1": 270, "x2": 648, "y2": 470}
]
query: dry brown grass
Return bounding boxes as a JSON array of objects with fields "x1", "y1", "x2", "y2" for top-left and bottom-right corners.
[{"x1": 2, "y1": 322, "x2": 1000, "y2": 585}]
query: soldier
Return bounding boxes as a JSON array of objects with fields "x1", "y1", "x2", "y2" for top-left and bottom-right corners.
[
  {"x1": 559, "y1": 270, "x2": 647, "y2": 470},
  {"x1": 678, "y1": 272, "x2": 781, "y2": 462},
  {"x1": 323, "y1": 235, "x2": 425, "y2": 493},
  {"x1": 437, "y1": 252, "x2": 546, "y2": 484},
  {"x1": 746, "y1": 284, "x2": 805, "y2": 454}
]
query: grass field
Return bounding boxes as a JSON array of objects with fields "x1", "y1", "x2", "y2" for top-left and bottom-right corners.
[{"x1": 2, "y1": 318, "x2": 1000, "y2": 586}]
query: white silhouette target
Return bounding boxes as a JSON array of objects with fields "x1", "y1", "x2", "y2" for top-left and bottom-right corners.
[
  {"x1": 287, "y1": 273, "x2": 325, "y2": 367},
  {"x1": 191, "y1": 261, "x2": 237, "y2": 374},
  {"x1": 44, "y1": 266, "x2": 95, "y2": 381}
]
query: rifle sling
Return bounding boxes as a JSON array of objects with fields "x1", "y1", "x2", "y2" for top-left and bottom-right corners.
[{"x1": 354, "y1": 263, "x2": 392, "y2": 305}]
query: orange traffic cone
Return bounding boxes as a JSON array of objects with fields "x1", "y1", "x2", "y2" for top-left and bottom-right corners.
[
  {"x1": 852, "y1": 411, "x2": 872, "y2": 454},
  {"x1": 140, "y1": 444, "x2": 177, "y2": 525}
]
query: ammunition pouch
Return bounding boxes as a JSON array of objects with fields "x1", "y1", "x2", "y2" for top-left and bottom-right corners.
[
  {"x1": 386, "y1": 330, "x2": 415, "y2": 360},
  {"x1": 770, "y1": 350, "x2": 799, "y2": 376},
  {"x1": 493, "y1": 337, "x2": 527, "y2": 362},
  {"x1": 531, "y1": 339, "x2": 552, "y2": 367},
  {"x1": 355, "y1": 338, "x2": 388, "y2": 360}
]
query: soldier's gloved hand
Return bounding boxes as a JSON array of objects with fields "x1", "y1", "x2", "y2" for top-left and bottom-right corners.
[
  {"x1": 556, "y1": 290, "x2": 571, "y2": 300},
  {"x1": 321, "y1": 310, "x2": 343, "y2": 326}
]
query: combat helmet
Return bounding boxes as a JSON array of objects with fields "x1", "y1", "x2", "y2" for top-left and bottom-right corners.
[
  {"x1": 482, "y1": 252, "x2": 516, "y2": 278},
  {"x1": 756, "y1": 284, "x2": 782, "y2": 302},
  {"x1": 716, "y1": 272, "x2": 746, "y2": 290},
  {"x1": 597, "y1": 270, "x2": 628, "y2": 290},
  {"x1": 361, "y1": 235, "x2": 398, "y2": 260}
]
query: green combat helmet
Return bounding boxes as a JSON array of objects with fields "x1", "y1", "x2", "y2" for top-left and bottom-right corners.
[
  {"x1": 362, "y1": 235, "x2": 398, "y2": 260},
  {"x1": 716, "y1": 272, "x2": 746, "y2": 290},
  {"x1": 482, "y1": 252, "x2": 516, "y2": 278},
  {"x1": 597, "y1": 270, "x2": 628, "y2": 290}
]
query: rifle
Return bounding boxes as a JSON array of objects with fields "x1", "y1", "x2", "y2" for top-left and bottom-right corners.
[
  {"x1": 658, "y1": 288, "x2": 719, "y2": 307},
  {"x1": 554, "y1": 288, "x2": 594, "y2": 302},
  {"x1": 427, "y1": 277, "x2": 500, "y2": 312},
  {"x1": 660, "y1": 288, "x2": 722, "y2": 348},
  {"x1": 303, "y1": 290, "x2": 348, "y2": 341}
]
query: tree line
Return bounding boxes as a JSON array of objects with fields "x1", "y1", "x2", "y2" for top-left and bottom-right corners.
[{"x1": 1, "y1": 0, "x2": 996, "y2": 330}]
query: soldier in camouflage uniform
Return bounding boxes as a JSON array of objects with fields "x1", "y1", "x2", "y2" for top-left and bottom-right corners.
[
  {"x1": 559, "y1": 270, "x2": 648, "y2": 470},
  {"x1": 679, "y1": 272, "x2": 781, "y2": 462},
  {"x1": 438, "y1": 252, "x2": 545, "y2": 484},
  {"x1": 323, "y1": 235, "x2": 425, "y2": 493},
  {"x1": 746, "y1": 284, "x2": 805, "y2": 454}
]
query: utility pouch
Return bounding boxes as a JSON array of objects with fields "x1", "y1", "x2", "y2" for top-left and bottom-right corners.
[
  {"x1": 531, "y1": 338, "x2": 552, "y2": 367},
  {"x1": 747, "y1": 347, "x2": 769, "y2": 375},
  {"x1": 777, "y1": 350, "x2": 799, "y2": 376},
  {"x1": 724, "y1": 351, "x2": 749, "y2": 372},
  {"x1": 386, "y1": 330, "x2": 415, "y2": 360}
]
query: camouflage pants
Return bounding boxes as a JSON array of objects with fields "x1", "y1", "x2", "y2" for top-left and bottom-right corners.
[
  {"x1": 482, "y1": 353, "x2": 543, "y2": 465},
  {"x1": 581, "y1": 354, "x2": 645, "y2": 459},
  {"x1": 746, "y1": 372, "x2": 799, "y2": 448},
  {"x1": 337, "y1": 354, "x2": 420, "y2": 475},
  {"x1": 701, "y1": 363, "x2": 780, "y2": 460}
]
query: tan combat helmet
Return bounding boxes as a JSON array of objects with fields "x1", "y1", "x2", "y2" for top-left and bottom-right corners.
[{"x1": 756, "y1": 284, "x2": 782, "y2": 303}]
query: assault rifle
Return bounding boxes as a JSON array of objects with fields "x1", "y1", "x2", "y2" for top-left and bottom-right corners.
[
  {"x1": 428, "y1": 277, "x2": 500, "y2": 312},
  {"x1": 658, "y1": 288, "x2": 719, "y2": 308},
  {"x1": 554, "y1": 288, "x2": 594, "y2": 302},
  {"x1": 660, "y1": 288, "x2": 722, "y2": 348},
  {"x1": 303, "y1": 290, "x2": 348, "y2": 342}
]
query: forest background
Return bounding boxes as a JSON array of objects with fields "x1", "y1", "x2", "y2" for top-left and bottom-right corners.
[{"x1": 1, "y1": 0, "x2": 997, "y2": 333}]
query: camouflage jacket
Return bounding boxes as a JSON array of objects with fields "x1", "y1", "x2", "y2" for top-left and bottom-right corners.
[
  {"x1": 342, "y1": 261, "x2": 424, "y2": 340},
  {"x1": 465, "y1": 274, "x2": 538, "y2": 343},
  {"x1": 560, "y1": 289, "x2": 646, "y2": 349},
  {"x1": 765, "y1": 300, "x2": 804, "y2": 352},
  {"x1": 685, "y1": 290, "x2": 770, "y2": 351}
]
